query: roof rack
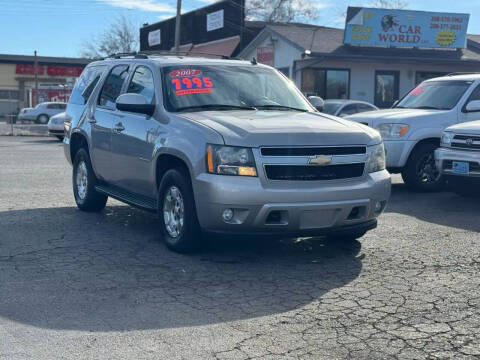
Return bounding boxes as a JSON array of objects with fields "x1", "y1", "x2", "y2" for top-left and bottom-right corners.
[
  {"x1": 447, "y1": 72, "x2": 480, "y2": 76},
  {"x1": 138, "y1": 50, "x2": 233, "y2": 60},
  {"x1": 106, "y1": 52, "x2": 148, "y2": 59}
]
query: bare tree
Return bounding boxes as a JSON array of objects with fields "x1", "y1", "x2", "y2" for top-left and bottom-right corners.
[
  {"x1": 246, "y1": 0, "x2": 320, "y2": 23},
  {"x1": 368, "y1": 0, "x2": 408, "y2": 9},
  {"x1": 81, "y1": 15, "x2": 138, "y2": 58}
]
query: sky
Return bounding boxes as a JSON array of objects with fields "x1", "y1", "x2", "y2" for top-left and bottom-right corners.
[{"x1": 1, "y1": 0, "x2": 480, "y2": 58}]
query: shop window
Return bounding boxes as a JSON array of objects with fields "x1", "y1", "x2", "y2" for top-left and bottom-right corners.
[
  {"x1": 375, "y1": 71, "x2": 399, "y2": 108},
  {"x1": 415, "y1": 71, "x2": 448, "y2": 85},
  {"x1": 0, "y1": 90, "x2": 19, "y2": 100},
  {"x1": 301, "y1": 69, "x2": 349, "y2": 99},
  {"x1": 277, "y1": 67, "x2": 290, "y2": 78}
]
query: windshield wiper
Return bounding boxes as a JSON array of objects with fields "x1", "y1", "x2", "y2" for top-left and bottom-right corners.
[
  {"x1": 411, "y1": 106, "x2": 445, "y2": 110},
  {"x1": 176, "y1": 104, "x2": 257, "y2": 112},
  {"x1": 253, "y1": 105, "x2": 309, "y2": 112}
]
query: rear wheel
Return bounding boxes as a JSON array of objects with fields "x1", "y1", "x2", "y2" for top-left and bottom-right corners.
[
  {"x1": 37, "y1": 114, "x2": 49, "y2": 124},
  {"x1": 402, "y1": 142, "x2": 444, "y2": 192},
  {"x1": 72, "y1": 148, "x2": 108, "y2": 212},
  {"x1": 158, "y1": 168, "x2": 202, "y2": 253}
]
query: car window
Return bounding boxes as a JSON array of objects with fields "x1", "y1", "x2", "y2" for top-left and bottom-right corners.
[
  {"x1": 59, "y1": 103, "x2": 66, "y2": 109},
  {"x1": 322, "y1": 102, "x2": 342, "y2": 115},
  {"x1": 70, "y1": 65, "x2": 106, "y2": 105},
  {"x1": 98, "y1": 65, "x2": 129, "y2": 109},
  {"x1": 357, "y1": 103, "x2": 376, "y2": 113},
  {"x1": 126, "y1": 66, "x2": 155, "y2": 104},
  {"x1": 46, "y1": 104, "x2": 56, "y2": 109},
  {"x1": 467, "y1": 85, "x2": 480, "y2": 101},
  {"x1": 338, "y1": 104, "x2": 358, "y2": 116}
]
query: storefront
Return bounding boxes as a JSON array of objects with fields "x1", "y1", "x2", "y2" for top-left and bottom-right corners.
[
  {"x1": 0, "y1": 54, "x2": 90, "y2": 120},
  {"x1": 238, "y1": 9, "x2": 480, "y2": 108}
]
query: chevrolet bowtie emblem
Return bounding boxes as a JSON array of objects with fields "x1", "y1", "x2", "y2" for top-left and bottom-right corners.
[{"x1": 308, "y1": 155, "x2": 332, "y2": 166}]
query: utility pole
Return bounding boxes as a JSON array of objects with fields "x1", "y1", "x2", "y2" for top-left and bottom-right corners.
[
  {"x1": 34, "y1": 50, "x2": 39, "y2": 107},
  {"x1": 174, "y1": 0, "x2": 182, "y2": 54}
]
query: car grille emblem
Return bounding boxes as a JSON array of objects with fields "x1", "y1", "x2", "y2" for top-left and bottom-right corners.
[
  {"x1": 466, "y1": 138, "x2": 474, "y2": 146},
  {"x1": 308, "y1": 155, "x2": 332, "y2": 166}
]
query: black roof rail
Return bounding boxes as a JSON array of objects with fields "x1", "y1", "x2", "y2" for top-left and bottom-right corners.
[
  {"x1": 106, "y1": 52, "x2": 148, "y2": 59},
  {"x1": 139, "y1": 50, "x2": 233, "y2": 60},
  {"x1": 447, "y1": 72, "x2": 480, "y2": 76}
]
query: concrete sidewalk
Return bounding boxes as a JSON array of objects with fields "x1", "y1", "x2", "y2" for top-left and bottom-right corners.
[{"x1": 0, "y1": 123, "x2": 49, "y2": 136}]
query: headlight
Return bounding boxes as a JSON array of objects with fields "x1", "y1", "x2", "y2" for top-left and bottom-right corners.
[
  {"x1": 376, "y1": 123, "x2": 409, "y2": 139},
  {"x1": 206, "y1": 145, "x2": 257, "y2": 176},
  {"x1": 366, "y1": 142, "x2": 386, "y2": 173},
  {"x1": 441, "y1": 131, "x2": 453, "y2": 146}
]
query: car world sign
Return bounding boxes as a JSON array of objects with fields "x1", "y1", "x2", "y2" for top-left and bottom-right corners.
[{"x1": 344, "y1": 7, "x2": 469, "y2": 49}]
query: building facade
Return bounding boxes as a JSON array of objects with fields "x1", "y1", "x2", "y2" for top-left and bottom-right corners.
[
  {"x1": 238, "y1": 23, "x2": 480, "y2": 108},
  {"x1": 0, "y1": 54, "x2": 90, "y2": 120}
]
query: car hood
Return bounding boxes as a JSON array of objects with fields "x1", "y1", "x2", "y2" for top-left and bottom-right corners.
[
  {"x1": 178, "y1": 110, "x2": 380, "y2": 147},
  {"x1": 347, "y1": 108, "x2": 451, "y2": 127},
  {"x1": 446, "y1": 120, "x2": 480, "y2": 135}
]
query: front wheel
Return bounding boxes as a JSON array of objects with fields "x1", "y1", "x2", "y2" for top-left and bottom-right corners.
[
  {"x1": 72, "y1": 148, "x2": 108, "y2": 212},
  {"x1": 37, "y1": 114, "x2": 49, "y2": 124},
  {"x1": 401, "y1": 143, "x2": 444, "y2": 192},
  {"x1": 158, "y1": 168, "x2": 202, "y2": 253}
]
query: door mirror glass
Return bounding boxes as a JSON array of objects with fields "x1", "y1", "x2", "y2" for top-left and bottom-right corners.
[
  {"x1": 466, "y1": 100, "x2": 480, "y2": 112},
  {"x1": 308, "y1": 96, "x2": 324, "y2": 112},
  {"x1": 116, "y1": 93, "x2": 155, "y2": 116}
]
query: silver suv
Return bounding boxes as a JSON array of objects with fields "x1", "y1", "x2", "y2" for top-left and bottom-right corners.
[{"x1": 63, "y1": 54, "x2": 391, "y2": 253}]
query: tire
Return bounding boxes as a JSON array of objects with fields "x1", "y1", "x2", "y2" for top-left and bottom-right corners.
[
  {"x1": 37, "y1": 114, "x2": 49, "y2": 124},
  {"x1": 401, "y1": 142, "x2": 445, "y2": 192},
  {"x1": 327, "y1": 231, "x2": 366, "y2": 243},
  {"x1": 56, "y1": 135, "x2": 64, "y2": 141},
  {"x1": 72, "y1": 148, "x2": 108, "y2": 212},
  {"x1": 158, "y1": 168, "x2": 202, "y2": 253}
]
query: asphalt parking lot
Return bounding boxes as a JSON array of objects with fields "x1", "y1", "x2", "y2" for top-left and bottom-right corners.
[{"x1": 1, "y1": 136, "x2": 480, "y2": 360}]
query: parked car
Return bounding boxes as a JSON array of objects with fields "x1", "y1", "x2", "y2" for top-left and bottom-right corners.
[
  {"x1": 435, "y1": 119, "x2": 480, "y2": 197},
  {"x1": 322, "y1": 100, "x2": 378, "y2": 117},
  {"x1": 347, "y1": 73, "x2": 480, "y2": 192},
  {"x1": 18, "y1": 102, "x2": 66, "y2": 124},
  {"x1": 47, "y1": 112, "x2": 67, "y2": 140},
  {"x1": 63, "y1": 55, "x2": 391, "y2": 253}
]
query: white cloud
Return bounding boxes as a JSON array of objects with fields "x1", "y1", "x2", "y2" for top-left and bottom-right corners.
[{"x1": 96, "y1": 0, "x2": 176, "y2": 13}]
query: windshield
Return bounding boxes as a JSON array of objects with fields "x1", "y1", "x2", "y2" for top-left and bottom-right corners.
[
  {"x1": 162, "y1": 65, "x2": 312, "y2": 112},
  {"x1": 396, "y1": 81, "x2": 472, "y2": 110},
  {"x1": 322, "y1": 102, "x2": 342, "y2": 115}
]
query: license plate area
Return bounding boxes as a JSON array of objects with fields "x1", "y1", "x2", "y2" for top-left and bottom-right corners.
[{"x1": 452, "y1": 161, "x2": 469, "y2": 175}]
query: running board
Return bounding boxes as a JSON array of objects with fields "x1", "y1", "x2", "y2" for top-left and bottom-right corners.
[{"x1": 95, "y1": 184, "x2": 157, "y2": 212}]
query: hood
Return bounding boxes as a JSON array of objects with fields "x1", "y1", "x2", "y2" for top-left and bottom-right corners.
[
  {"x1": 446, "y1": 120, "x2": 480, "y2": 135},
  {"x1": 347, "y1": 108, "x2": 451, "y2": 127},
  {"x1": 178, "y1": 110, "x2": 380, "y2": 147}
]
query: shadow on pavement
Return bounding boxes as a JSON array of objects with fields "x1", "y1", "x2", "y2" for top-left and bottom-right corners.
[
  {"x1": 0, "y1": 205, "x2": 363, "y2": 332},
  {"x1": 385, "y1": 182, "x2": 480, "y2": 232}
]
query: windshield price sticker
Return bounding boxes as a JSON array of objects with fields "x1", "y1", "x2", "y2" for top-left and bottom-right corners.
[
  {"x1": 169, "y1": 69, "x2": 202, "y2": 77},
  {"x1": 171, "y1": 76, "x2": 214, "y2": 96},
  {"x1": 411, "y1": 87, "x2": 425, "y2": 96}
]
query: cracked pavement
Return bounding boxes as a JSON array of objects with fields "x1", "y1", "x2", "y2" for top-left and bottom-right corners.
[{"x1": 1, "y1": 136, "x2": 479, "y2": 359}]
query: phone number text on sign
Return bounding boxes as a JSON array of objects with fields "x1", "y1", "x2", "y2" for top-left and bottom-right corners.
[{"x1": 171, "y1": 76, "x2": 214, "y2": 96}]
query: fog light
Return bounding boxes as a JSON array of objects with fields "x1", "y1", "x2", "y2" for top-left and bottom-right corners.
[
  {"x1": 222, "y1": 208, "x2": 234, "y2": 222},
  {"x1": 374, "y1": 201, "x2": 386, "y2": 214}
]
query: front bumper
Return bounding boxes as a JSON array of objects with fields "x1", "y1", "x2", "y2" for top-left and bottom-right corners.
[
  {"x1": 193, "y1": 170, "x2": 391, "y2": 235},
  {"x1": 435, "y1": 147, "x2": 480, "y2": 178}
]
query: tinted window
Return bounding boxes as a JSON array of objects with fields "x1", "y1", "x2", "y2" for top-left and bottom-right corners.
[
  {"x1": 69, "y1": 66, "x2": 106, "y2": 105},
  {"x1": 468, "y1": 85, "x2": 480, "y2": 102},
  {"x1": 357, "y1": 103, "x2": 376, "y2": 113},
  {"x1": 98, "y1": 65, "x2": 129, "y2": 108},
  {"x1": 127, "y1": 66, "x2": 155, "y2": 104},
  {"x1": 58, "y1": 103, "x2": 66, "y2": 109},
  {"x1": 322, "y1": 102, "x2": 342, "y2": 115},
  {"x1": 301, "y1": 69, "x2": 349, "y2": 99},
  {"x1": 338, "y1": 104, "x2": 358, "y2": 116}
]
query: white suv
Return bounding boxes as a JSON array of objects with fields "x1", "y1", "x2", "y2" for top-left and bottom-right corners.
[{"x1": 348, "y1": 73, "x2": 480, "y2": 192}]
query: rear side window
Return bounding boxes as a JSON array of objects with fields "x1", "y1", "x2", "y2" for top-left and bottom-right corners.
[
  {"x1": 47, "y1": 104, "x2": 56, "y2": 109},
  {"x1": 338, "y1": 104, "x2": 358, "y2": 116},
  {"x1": 126, "y1": 66, "x2": 155, "y2": 104},
  {"x1": 69, "y1": 65, "x2": 106, "y2": 105},
  {"x1": 357, "y1": 103, "x2": 376, "y2": 113},
  {"x1": 98, "y1": 65, "x2": 130, "y2": 109}
]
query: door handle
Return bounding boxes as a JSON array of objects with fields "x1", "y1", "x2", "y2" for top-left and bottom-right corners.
[{"x1": 114, "y1": 122, "x2": 125, "y2": 132}]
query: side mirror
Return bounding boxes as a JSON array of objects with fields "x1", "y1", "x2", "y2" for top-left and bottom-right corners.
[
  {"x1": 465, "y1": 100, "x2": 480, "y2": 112},
  {"x1": 116, "y1": 93, "x2": 155, "y2": 116},
  {"x1": 308, "y1": 96, "x2": 325, "y2": 112}
]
